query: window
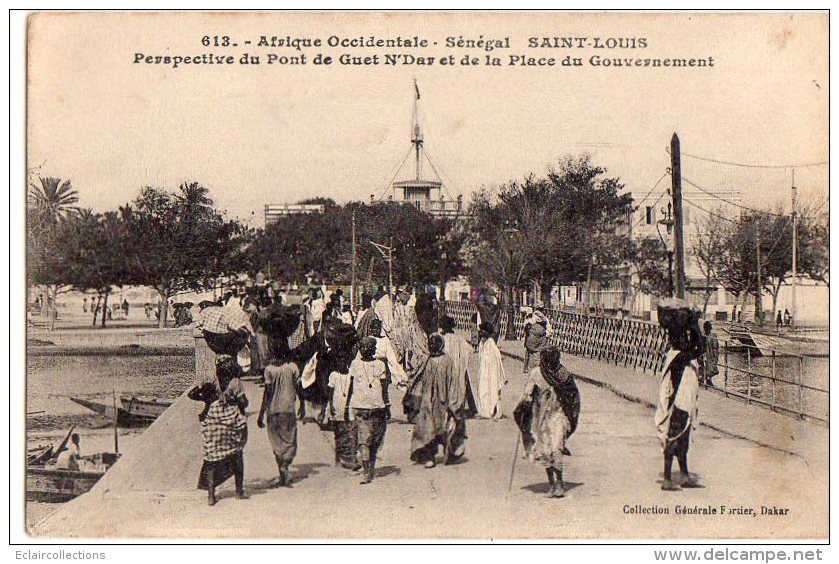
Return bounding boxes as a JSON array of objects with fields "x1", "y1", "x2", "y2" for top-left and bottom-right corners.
[{"x1": 645, "y1": 206, "x2": 654, "y2": 225}]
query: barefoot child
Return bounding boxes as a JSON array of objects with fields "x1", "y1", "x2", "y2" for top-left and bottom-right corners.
[
  {"x1": 349, "y1": 337, "x2": 389, "y2": 484},
  {"x1": 258, "y1": 352, "x2": 300, "y2": 488},
  {"x1": 328, "y1": 352, "x2": 360, "y2": 470}
]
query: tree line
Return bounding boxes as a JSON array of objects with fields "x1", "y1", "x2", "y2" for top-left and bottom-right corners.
[{"x1": 27, "y1": 155, "x2": 828, "y2": 328}]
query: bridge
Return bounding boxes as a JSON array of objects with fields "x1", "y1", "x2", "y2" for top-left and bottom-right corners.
[{"x1": 31, "y1": 310, "x2": 828, "y2": 539}]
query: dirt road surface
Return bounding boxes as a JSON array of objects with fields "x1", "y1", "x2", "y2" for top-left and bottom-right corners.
[{"x1": 31, "y1": 352, "x2": 827, "y2": 539}]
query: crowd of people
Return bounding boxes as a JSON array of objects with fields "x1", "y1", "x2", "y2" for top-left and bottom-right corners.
[
  {"x1": 185, "y1": 281, "x2": 528, "y2": 505},
  {"x1": 185, "y1": 279, "x2": 713, "y2": 505}
]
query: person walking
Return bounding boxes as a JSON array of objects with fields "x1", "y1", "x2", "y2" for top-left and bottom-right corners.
[
  {"x1": 327, "y1": 352, "x2": 360, "y2": 470},
  {"x1": 654, "y1": 299, "x2": 704, "y2": 492},
  {"x1": 475, "y1": 321, "x2": 506, "y2": 419},
  {"x1": 440, "y1": 315, "x2": 478, "y2": 418},
  {"x1": 404, "y1": 334, "x2": 466, "y2": 467},
  {"x1": 257, "y1": 352, "x2": 301, "y2": 488},
  {"x1": 514, "y1": 346, "x2": 581, "y2": 498},
  {"x1": 188, "y1": 356, "x2": 249, "y2": 506},
  {"x1": 349, "y1": 337, "x2": 389, "y2": 484}
]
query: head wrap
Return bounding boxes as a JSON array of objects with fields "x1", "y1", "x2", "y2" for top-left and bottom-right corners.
[
  {"x1": 539, "y1": 346, "x2": 570, "y2": 388},
  {"x1": 359, "y1": 336, "x2": 377, "y2": 360},
  {"x1": 370, "y1": 318, "x2": 383, "y2": 337},
  {"x1": 478, "y1": 321, "x2": 495, "y2": 339},
  {"x1": 216, "y1": 355, "x2": 242, "y2": 391},
  {"x1": 525, "y1": 322, "x2": 548, "y2": 352},
  {"x1": 440, "y1": 315, "x2": 456, "y2": 334},
  {"x1": 428, "y1": 334, "x2": 445, "y2": 356},
  {"x1": 361, "y1": 293, "x2": 373, "y2": 309}
]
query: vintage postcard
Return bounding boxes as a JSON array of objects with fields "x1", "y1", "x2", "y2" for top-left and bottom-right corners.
[{"x1": 22, "y1": 11, "x2": 828, "y2": 540}]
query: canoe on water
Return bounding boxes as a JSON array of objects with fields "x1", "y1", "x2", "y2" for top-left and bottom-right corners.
[
  {"x1": 27, "y1": 452, "x2": 120, "y2": 503},
  {"x1": 69, "y1": 396, "x2": 173, "y2": 427}
]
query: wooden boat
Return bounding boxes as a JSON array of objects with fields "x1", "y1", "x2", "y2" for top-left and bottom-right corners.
[
  {"x1": 26, "y1": 452, "x2": 119, "y2": 502},
  {"x1": 120, "y1": 396, "x2": 173, "y2": 420},
  {"x1": 69, "y1": 395, "x2": 172, "y2": 427}
]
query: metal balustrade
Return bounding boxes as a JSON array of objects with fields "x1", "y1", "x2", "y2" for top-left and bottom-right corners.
[{"x1": 443, "y1": 300, "x2": 829, "y2": 423}]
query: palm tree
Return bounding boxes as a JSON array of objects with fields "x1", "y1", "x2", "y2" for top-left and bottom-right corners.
[
  {"x1": 177, "y1": 181, "x2": 213, "y2": 210},
  {"x1": 28, "y1": 176, "x2": 79, "y2": 223}
]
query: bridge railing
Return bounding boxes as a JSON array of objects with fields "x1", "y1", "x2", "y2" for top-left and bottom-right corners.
[
  {"x1": 444, "y1": 300, "x2": 829, "y2": 423},
  {"x1": 444, "y1": 300, "x2": 670, "y2": 373}
]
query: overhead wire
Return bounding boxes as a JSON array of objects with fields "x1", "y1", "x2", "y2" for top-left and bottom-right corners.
[{"x1": 666, "y1": 146, "x2": 828, "y2": 169}]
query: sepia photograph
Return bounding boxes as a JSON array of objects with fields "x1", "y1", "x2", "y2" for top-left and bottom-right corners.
[{"x1": 17, "y1": 9, "x2": 829, "y2": 541}]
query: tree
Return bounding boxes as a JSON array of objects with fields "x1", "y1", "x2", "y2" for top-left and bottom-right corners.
[
  {"x1": 797, "y1": 201, "x2": 829, "y2": 287},
  {"x1": 692, "y1": 212, "x2": 730, "y2": 314},
  {"x1": 27, "y1": 176, "x2": 80, "y2": 327},
  {"x1": 57, "y1": 209, "x2": 133, "y2": 327},
  {"x1": 466, "y1": 155, "x2": 634, "y2": 306},
  {"x1": 125, "y1": 183, "x2": 247, "y2": 327},
  {"x1": 630, "y1": 237, "x2": 671, "y2": 299}
]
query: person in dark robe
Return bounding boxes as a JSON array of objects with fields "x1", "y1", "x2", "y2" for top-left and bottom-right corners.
[
  {"x1": 475, "y1": 288, "x2": 502, "y2": 343},
  {"x1": 258, "y1": 352, "x2": 300, "y2": 487},
  {"x1": 514, "y1": 346, "x2": 580, "y2": 498},
  {"x1": 188, "y1": 356, "x2": 249, "y2": 506},
  {"x1": 522, "y1": 309, "x2": 551, "y2": 375},
  {"x1": 415, "y1": 291, "x2": 440, "y2": 336},
  {"x1": 355, "y1": 293, "x2": 379, "y2": 339},
  {"x1": 404, "y1": 334, "x2": 466, "y2": 467},
  {"x1": 654, "y1": 299, "x2": 705, "y2": 491}
]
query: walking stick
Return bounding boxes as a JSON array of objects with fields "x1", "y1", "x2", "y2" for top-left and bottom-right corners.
[{"x1": 508, "y1": 433, "x2": 520, "y2": 492}]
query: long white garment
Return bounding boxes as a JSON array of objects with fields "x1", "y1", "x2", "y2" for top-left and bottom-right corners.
[
  {"x1": 373, "y1": 294, "x2": 395, "y2": 336},
  {"x1": 373, "y1": 335, "x2": 408, "y2": 385},
  {"x1": 654, "y1": 350, "x2": 700, "y2": 449},
  {"x1": 476, "y1": 337, "x2": 505, "y2": 419}
]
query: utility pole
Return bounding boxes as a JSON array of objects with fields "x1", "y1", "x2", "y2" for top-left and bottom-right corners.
[
  {"x1": 755, "y1": 221, "x2": 763, "y2": 326},
  {"x1": 351, "y1": 208, "x2": 357, "y2": 307},
  {"x1": 670, "y1": 133, "x2": 687, "y2": 299},
  {"x1": 791, "y1": 173, "x2": 798, "y2": 329},
  {"x1": 388, "y1": 236, "x2": 394, "y2": 295}
]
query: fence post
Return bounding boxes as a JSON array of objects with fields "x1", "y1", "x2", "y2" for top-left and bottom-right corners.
[
  {"x1": 771, "y1": 350, "x2": 777, "y2": 412},
  {"x1": 798, "y1": 356, "x2": 804, "y2": 420},
  {"x1": 723, "y1": 341, "x2": 729, "y2": 396},
  {"x1": 746, "y1": 347, "x2": 752, "y2": 404}
]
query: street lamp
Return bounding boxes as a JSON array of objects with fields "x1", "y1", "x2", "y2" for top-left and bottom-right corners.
[
  {"x1": 657, "y1": 201, "x2": 675, "y2": 298},
  {"x1": 502, "y1": 219, "x2": 520, "y2": 340}
]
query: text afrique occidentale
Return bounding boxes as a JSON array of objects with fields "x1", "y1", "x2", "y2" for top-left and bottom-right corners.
[{"x1": 132, "y1": 35, "x2": 654, "y2": 69}]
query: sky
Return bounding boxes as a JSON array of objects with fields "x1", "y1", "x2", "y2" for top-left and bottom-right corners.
[{"x1": 27, "y1": 12, "x2": 828, "y2": 228}]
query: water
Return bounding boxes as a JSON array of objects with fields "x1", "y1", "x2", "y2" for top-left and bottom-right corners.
[
  {"x1": 26, "y1": 352, "x2": 195, "y2": 434},
  {"x1": 717, "y1": 352, "x2": 828, "y2": 421}
]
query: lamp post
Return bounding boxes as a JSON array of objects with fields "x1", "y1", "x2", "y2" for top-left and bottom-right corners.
[
  {"x1": 503, "y1": 219, "x2": 520, "y2": 340},
  {"x1": 657, "y1": 201, "x2": 675, "y2": 298}
]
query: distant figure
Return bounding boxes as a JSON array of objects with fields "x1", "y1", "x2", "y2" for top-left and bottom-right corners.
[
  {"x1": 54, "y1": 433, "x2": 81, "y2": 471},
  {"x1": 82, "y1": 297, "x2": 88, "y2": 314},
  {"x1": 122, "y1": 299, "x2": 130, "y2": 318},
  {"x1": 776, "y1": 310, "x2": 783, "y2": 329},
  {"x1": 699, "y1": 321, "x2": 719, "y2": 387},
  {"x1": 475, "y1": 321, "x2": 506, "y2": 419},
  {"x1": 784, "y1": 309, "x2": 792, "y2": 327}
]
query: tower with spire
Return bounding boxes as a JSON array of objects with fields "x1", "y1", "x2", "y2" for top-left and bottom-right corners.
[{"x1": 389, "y1": 80, "x2": 463, "y2": 218}]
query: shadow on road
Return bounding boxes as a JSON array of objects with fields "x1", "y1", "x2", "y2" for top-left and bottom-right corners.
[{"x1": 522, "y1": 481, "x2": 584, "y2": 495}]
